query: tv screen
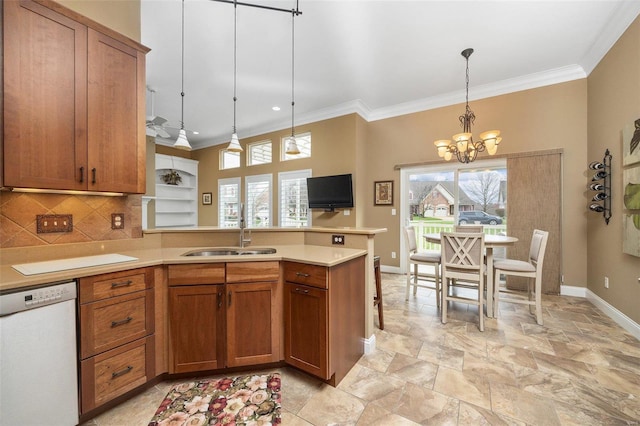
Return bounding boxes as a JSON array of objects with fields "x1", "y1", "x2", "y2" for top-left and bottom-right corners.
[{"x1": 307, "y1": 174, "x2": 354, "y2": 210}]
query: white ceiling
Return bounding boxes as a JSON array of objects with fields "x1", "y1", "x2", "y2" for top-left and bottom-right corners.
[{"x1": 142, "y1": 0, "x2": 640, "y2": 150}]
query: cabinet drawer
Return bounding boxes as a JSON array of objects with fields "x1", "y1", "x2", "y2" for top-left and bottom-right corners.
[
  {"x1": 283, "y1": 261, "x2": 327, "y2": 289},
  {"x1": 79, "y1": 268, "x2": 150, "y2": 304},
  {"x1": 226, "y1": 261, "x2": 279, "y2": 283},
  {"x1": 167, "y1": 263, "x2": 225, "y2": 285},
  {"x1": 80, "y1": 336, "x2": 154, "y2": 413},
  {"x1": 80, "y1": 289, "x2": 154, "y2": 359}
]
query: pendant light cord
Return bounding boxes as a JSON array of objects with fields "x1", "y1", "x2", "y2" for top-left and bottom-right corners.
[
  {"x1": 290, "y1": 9, "x2": 295, "y2": 137},
  {"x1": 233, "y1": 0, "x2": 237, "y2": 133},
  {"x1": 180, "y1": 0, "x2": 185, "y2": 130}
]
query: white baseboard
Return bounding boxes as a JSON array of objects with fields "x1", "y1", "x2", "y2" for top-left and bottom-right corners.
[
  {"x1": 560, "y1": 285, "x2": 587, "y2": 298},
  {"x1": 380, "y1": 265, "x2": 401, "y2": 274},
  {"x1": 557, "y1": 285, "x2": 640, "y2": 340},
  {"x1": 364, "y1": 334, "x2": 376, "y2": 355},
  {"x1": 584, "y1": 289, "x2": 640, "y2": 341}
]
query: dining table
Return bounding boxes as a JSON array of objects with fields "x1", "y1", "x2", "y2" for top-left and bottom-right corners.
[{"x1": 423, "y1": 232, "x2": 518, "y2": 317}]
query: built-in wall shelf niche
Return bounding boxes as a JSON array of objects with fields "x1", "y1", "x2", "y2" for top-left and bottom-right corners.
[{"x1": 155, "y1": 154, "x2": 199, "y2": 228}]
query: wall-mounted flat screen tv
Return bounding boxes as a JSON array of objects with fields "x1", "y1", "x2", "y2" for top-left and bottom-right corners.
[{"x1": 307, "y1": 173, "x2": 354, "y2": 211}]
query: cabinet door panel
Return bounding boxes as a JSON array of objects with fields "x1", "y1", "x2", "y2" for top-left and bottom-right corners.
[
  {"x1": 3, "y1": 0, "x2": 87, "y2": 190},
  {"x1": 169, "y1": 285, "x2": 225, "y2": 373},
  {"x1": 226, "y1": 281, "x2": 279, "y2": 367},
  {"x1": 284, "y1": 283, "x2": 329, "y2": 379},
  {"x1": 87, "y1": 29, "x2": 145, "y2": 193}
]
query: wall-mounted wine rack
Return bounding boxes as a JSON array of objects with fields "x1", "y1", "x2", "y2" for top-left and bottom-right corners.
[{"x1": 588, "y1": 149, "x2": 612, "y2": 225}]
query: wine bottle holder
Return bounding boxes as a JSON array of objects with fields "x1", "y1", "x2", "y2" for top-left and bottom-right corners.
[{"x1": 588, "y1": 149, "x2": 612, "y2": 224}]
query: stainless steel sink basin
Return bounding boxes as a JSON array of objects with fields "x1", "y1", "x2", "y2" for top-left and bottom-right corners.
[{"x1": 181, "y1": 248, "x2": 276, "y2": 256}]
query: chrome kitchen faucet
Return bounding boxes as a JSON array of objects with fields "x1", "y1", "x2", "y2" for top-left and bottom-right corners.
[{"x1": 239, "y1": 203, "x2": 252, "y2": 248}]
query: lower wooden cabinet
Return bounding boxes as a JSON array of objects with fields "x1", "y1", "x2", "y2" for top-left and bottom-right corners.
[
  {"x1": 167, "y1": 261, "x2": 280, "y2": 374},
  {"x1": 168, "y1": 284, "x2": 225, "y2": 373},
  {"x1": 78, "y1": 267, "x2": 155, "y2": 414},
  {"x1": 283, "y1": 256, "x2": 365, "y2": 385},
  {"x1": 283, "y1": 282, "x2": 328, "y2": 378}
]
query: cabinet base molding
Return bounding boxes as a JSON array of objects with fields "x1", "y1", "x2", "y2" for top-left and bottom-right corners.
[{"x1": 364, "y1": 333, "x2": 376, "y2": 355}]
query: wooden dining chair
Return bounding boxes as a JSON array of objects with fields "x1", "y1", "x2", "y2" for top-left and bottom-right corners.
[
  {"x1": 493, "y1": 229, "x2": 549, "y2": 325},
  {"x1": 454, "y1": 225, "x2": 483, "y2": 233},
  {"x1": 404, "y1": 226, "x2": 442, "y2": 308},
  {"x1": 441, "y1": 231, "x2": 486, "y2": 331}
]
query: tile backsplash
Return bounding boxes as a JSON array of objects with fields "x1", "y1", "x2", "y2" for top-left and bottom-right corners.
[{"x1": 0, "y1": 192, "x2": 142, "y2": 248}]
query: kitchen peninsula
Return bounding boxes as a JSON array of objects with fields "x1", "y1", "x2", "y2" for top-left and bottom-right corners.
[{"x1": 0, "y1": 226, "x2": 385, "y2": 420}]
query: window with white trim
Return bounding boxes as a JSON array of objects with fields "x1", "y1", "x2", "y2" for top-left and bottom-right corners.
[
  {"x1": 220, "y1": 150, "x2": 240, "y2": 170},
  {"x1": 278, "y1": 169, "x2": 311, "y2": 227},
  {"x1": 245, "y1": 174, "x2": 272, "y2": 228},
  {"x1": 218, "y1": 177, "x2": 240, "y2": 227},
  {"x1": 281, "y1": 132, "x2": 311, "y2": 161},
  {"x1": 247, "y1": 140, "x2": 272, "y2": 166}
]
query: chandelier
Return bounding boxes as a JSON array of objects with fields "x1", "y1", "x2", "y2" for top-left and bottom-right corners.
[{"x1": 434, "y1": 48, "x2": 501, "y2": 163}]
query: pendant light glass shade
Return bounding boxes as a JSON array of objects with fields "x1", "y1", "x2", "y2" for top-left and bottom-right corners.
[
  {"x1": 173, "y1": 129, "x2": 191, "y2": 150},
  {"x1": 174, "y1": 0, "x2": 192, "y2": 151},
  {"x1": 227, "y1": 132, "x2": 242, "y2": 152},
  {"x1": 285, "y1": 136, "x2": 300, "y2": 154}
]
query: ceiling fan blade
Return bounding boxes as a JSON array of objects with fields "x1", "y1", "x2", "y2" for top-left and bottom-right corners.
[
  {"x1": 150, "y1": 116, "x2": 168, "y2": 126},
  {"x1": 156, "y1": 127, "x2": 171, "y2": 138}
]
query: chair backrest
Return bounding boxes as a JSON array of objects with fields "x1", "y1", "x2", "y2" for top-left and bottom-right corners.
[
  {"x1": 404, "y1": 225, "x2": 418, "y2": 254},
  {"x1": 529, "y1": 229, "x2": 549, "y2": 269},
  {"x1": 454, "y1": 225, "x2": 483, "y2": 233},
  {"x1": 441, "y1": 232, "x2": 485, "y2": 280}
]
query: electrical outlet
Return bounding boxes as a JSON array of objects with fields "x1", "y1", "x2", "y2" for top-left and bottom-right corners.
[
  {"x1": 604, "y1": 276, "x2": 609, "y2": 289},
  {"x1": 332, "y1": 234, "x2": 345, "y2": 245},
  {"x1": 36, "y1": 214, "x2": 73, "y2": 233},
  {"x1": 111, "y1": 213, "x2": 125, "y2": 230},
  {"x1": 391, "y1": 251, "x2": 396, "y2": 259}
]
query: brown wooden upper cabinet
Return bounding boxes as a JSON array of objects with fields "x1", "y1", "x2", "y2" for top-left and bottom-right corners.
[{"x1": 2, "y1": 0, "x2": 149, "y2": 193}]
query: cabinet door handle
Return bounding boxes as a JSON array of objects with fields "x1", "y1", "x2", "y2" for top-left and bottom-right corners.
[
  {"x1": 228, "y1": 291, "x2": 232, "y2": 307},
  {"x1": 111, "y1": 366, "x2": 133, "y2": 379},
  {"x1": 79, "y1": 166, "x2": 84, "y2": 183},
  {"x1": 217, "y1": 291, "x2": 223, "y2": 308},
  {"x1": 295, "y1": 287, "x2": 309, "y2": 294},
  {"x1": 91, "y1": 168, "x2": 97, "y2": 184},
  {"x1": 111, "y1": 316, "x2": 133, "y2": 327},
  {"x1": 111, "y1": 280, "x2": 133, "y2": 289},
  {"x1": 296, "y1": 272, "x2": 310, "y2": 278}
]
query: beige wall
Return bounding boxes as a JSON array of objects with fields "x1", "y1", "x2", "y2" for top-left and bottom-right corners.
[
  {"x1": 361, "y1": 81, "x2": 589, "y2": 290},
  {"x1": 57, "y1": 0, "x2": 141, "y2": 42},
  {"x1": 191, "y1": 115, "x2": 361, "y2": 228},
  {"x1": 587, "y1": 16, "x2": 640, "y2": 324}
]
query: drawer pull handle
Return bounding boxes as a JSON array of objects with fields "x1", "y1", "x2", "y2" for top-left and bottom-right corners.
[
  {"x1": 111, "y1": 366, "x2": 133, "y2": 379},
  {"x1": 295, "y1": 287, "x2": 309, "y2": 294},
  {"x1": 296, "y1": 272, "x2": 310, "y2": 278},
  {"x1": 111, "y1": 317, "x2": 133, "y2": 327},
  {"x1": 111, "y1": 280, "x2": 133, "y2": 288}
]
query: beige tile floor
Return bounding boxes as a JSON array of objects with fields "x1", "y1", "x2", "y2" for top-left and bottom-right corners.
[{"x1": 83, "y1": 273, "x2": 640, "y2": 425}]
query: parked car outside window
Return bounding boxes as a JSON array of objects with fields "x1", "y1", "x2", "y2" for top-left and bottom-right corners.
[{"x1": 458, "y1": 211, "x2": 503, "y2": 225}]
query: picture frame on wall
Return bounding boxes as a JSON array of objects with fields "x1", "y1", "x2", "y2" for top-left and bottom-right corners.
[
  {"x1": 374, "y1": 181, "x2": 393, "y2": 205},
  {"x1": 623, "y1": 118, "x2": 640, "y2": 166},
  {"x1": 202, "y1": 192, "x2": 212, "y2": 205}
]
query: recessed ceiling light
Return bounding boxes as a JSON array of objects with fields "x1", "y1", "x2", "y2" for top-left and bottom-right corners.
[
  {"x1": 193, "y1": 131, "x2": 199, "y2": 135},
  {"x1": 272, "y1": 106, "x2": 281, "y2": 111}
]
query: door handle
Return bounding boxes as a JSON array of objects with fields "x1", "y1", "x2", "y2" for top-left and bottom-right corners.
[
  {"x1": 91, "y1": 168, "x2": 96, "y2": 184},
  {"x1": 228, "y1": 291, "x2": 232, "y2": 307},
  {"x1": 79, "y1": 166, "x2": 84, "y2": 183}
]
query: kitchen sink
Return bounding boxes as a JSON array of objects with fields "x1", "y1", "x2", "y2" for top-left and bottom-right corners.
[{"x1": 181, "y1": 248, "x2": 277, "y2": 257}]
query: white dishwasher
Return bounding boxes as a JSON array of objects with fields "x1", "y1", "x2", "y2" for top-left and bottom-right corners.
[{"x1": 0, "y1": 281, "x2": 79, "y2": 426}]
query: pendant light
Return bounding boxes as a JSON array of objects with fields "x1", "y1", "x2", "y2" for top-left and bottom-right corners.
[
  {"x1": 173, "y1": 0, "x2": 192, "y2": 151},
  {"x1": 433, "y1": 48, "x2": 500, "y2": 163},
  {"x1": 284, "y1": 10, "x2": 300, "y2": 155},
  {"x1": 226, "y1": 1, "x2": 243, "y2": 152}
]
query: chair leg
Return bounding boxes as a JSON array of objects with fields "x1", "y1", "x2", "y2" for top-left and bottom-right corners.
[
  {"x1": 405, "y1": 264, "x2": 411, "y2": 301},
  {"x1": 478, "y1": 275, "x2": 484, "y2": 332},
  {"x1": 413, "y1": 264, "x2": 418, "y2": 296},
  {"x1": 493, "y1": 269, "x2": 500, "y2": 319},
  {"x1": 375, "y1": 260, "x2": 384, "y2": 330},
  {"x1": 535, "y1": 276, "x2": 543, "y2": 325},
  {"x1": 434, "y1": 263, "x2": 441, "y2": 309},
  {"x1": 441, "y1": 278, "x2": 448, "y2": 324}
]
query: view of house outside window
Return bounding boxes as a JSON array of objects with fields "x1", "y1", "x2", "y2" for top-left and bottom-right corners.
[
  {"x1": 245, "y1": 174, "x2": 272, "y2": 227},
  {"x1": 405, "y1": 159, "x2": 507, "y2": 251},
  {"x1": 218, "y1": 177, "x2": 240, "y2": 227},
  {"x1": 247, "y1": 140, "x2": 272, "y2": 166}
]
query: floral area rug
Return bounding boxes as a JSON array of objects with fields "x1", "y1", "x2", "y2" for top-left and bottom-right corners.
[{"x1": 148, "y1": 373, "x2": 281, "y2": 426}]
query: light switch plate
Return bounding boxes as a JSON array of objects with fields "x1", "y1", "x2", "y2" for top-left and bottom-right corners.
[{"x1": 36, "y1": 214, "x2": 73, "y2": 233}]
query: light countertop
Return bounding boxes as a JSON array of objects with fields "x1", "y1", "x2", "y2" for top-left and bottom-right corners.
[{"x1": 0, "y1": 244, "x2": 368, "y2": 292}]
